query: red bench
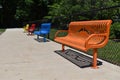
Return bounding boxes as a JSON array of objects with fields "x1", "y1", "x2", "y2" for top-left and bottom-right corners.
[
  {"x1": 28, "y1": 24, "x2": 36, "y2": 35},
  {"x1": 54, "y1": 20, "x2": 112, "y2": 68}
]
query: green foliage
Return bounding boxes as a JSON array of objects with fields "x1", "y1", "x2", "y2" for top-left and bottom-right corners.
[
  {"x1": 112, "y1": 22, "x2": 120, "y2": 31},
  {"x1": 15, "y1": 10, "x2": 29, "y2": 20},
  {"x1": 0, "y1": 29, "x2": 5, "y2": 32},
  {"x1": 48, "y1": 0, "x2": 120, "y2": 29},
  {"x1": 15, "y1": 0, "x2": 51, "y2": 25},
  {"x1": 88, "y1": 39, "x2": 120, "y2": 66},
  {"x1": 48, "y1": 3, "x2": 61, "y2": 16},
  {"x1": 110, "y1": 22, "x2": 120, "y2": 39},
  {"x1": 1, "y1": 0, "x2": 120, "y2": 28},
  {"x1": 15, "y1": 0, "x2": 33, "y2": 20},
  {"x1": 25, "y1": 0, "x2": 34, "y2": 5},
  {"x1": 0, "y1": 29, "x2": 5, "y2": 35}
]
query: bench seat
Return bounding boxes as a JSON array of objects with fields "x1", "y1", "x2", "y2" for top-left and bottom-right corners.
[{"x1": 55, "y1": 31, "x2": 107, "y2": 51}]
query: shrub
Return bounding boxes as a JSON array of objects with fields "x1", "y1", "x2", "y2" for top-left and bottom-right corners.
[{"x1": 110, "y1": 22, "x2": 120, "y2": 39}]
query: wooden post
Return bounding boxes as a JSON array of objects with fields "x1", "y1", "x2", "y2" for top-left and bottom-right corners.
[{"x1": 92, "y1": 48, "x2": 98, "y2": 69}]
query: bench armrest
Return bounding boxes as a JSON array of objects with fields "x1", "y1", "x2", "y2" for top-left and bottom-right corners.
[
  {"x1": 85, "y1": 33, "x2": 108, "y2": 49},
  {"x1": 54, "y1": 30, "x2": 68, "y2": 38}
]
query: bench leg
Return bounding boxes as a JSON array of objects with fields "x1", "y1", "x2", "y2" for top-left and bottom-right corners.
[
  {"x1": 43, "y1": 35, "x2": 46, "y2": 42},
  {"x1": 37, "y1": 35, "x2": 39, "y2": 40},
  {"x1": 92, "y1": 48, "x2": 98, "y2": 69},
  {"x1": 62, "y1": 44, "x2": 65, "y2": 52}
]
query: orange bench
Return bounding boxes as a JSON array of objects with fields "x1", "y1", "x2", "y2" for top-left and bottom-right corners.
[{"x1": 54, "y1": 20, "x2": 112, "y2": 69}]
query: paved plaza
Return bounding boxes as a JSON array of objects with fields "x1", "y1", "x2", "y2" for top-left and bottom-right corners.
[{"x1": 0, "y1": 28, "x2": 120, "y2": 80}]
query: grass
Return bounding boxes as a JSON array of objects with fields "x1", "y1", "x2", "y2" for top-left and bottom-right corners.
[
  {"x1": 0, "y1": 29, "x2": 5, "y2": 35},
  {"x1": 88, "y1": 40, "x2": 120, "y2": 66},
  {"x1": 0, "y1": 29, "x2": 5, "y2": 32},
  {"x1": 49, "y1": 28, "x2": 58, "y2": 41},
  {"x1": 49, "y1": 28, "x2": 68, "y2": 41},
  {"x1": 50, "y1": 28, "x2": 120, "y2": 66},
  {"x1": 98, "y1": 40, "x2": 120, "y2": 65}
]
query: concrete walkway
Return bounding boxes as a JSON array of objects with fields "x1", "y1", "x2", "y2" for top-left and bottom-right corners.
[{"x1": 0, "y1": 28, "x2": 120, "y2": 80}]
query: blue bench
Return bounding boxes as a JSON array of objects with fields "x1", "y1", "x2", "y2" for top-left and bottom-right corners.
[{"x1": 34, "y1": 23, "x2": 51, "y2": 42}]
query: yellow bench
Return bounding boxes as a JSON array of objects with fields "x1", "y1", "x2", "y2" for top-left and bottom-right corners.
[{"x1": 23, "y1": 24, "x2": 29, "y2": 32}]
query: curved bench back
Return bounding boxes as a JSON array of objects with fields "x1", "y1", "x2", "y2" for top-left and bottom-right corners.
[
  {"x1": 68, "y1": 20, "x2": 112, "y2": 50},
  {"x1": 40, "y1": 23, "x2": 51, "y2": 33},
  {"x1": 69, "y1": 20, "x2": 112, "y2": 35}
]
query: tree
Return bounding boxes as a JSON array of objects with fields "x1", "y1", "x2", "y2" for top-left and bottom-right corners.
[
  {"x1": 0, "y1": 0, "x2": 50, "y2": 28},
  {"x1": 1, "y1": 0, "x2": 19, "y2": 28},
  {"x1": 0, "y1": 0, "x2": 120, "y2": 28},
  {"x1": 48, "y1": 0, "x2": 120, "y2": 26}
]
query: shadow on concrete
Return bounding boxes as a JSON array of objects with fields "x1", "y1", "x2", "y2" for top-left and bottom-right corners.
[
  {"x1": 34, "y1": 38, "x2": 50, "y2": 43},
  {"x1": 55, "y1": 49, "x2": 102, "y2": 68}
]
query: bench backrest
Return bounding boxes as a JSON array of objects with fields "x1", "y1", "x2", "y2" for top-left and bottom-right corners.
[
  {"x1": 40, "y1": 23, "x2": 51, "y2": 32},
  {"x1": 68, "y1": 20, "x2": 112, "y2": 38},
  {"x1": 29, "y1": 24, "x2": 36, "y2": 30},
  {"x1": 25, "y1": 24, "x2": 29, "y2": 30}
]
